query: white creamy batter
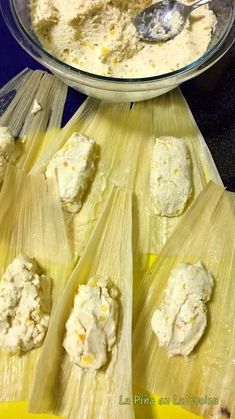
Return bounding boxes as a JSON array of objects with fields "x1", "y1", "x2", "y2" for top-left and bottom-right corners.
[
  {"x1": 63, "y1": 276, "x2": 118, "y2": 369},
  {"x1": 150, "y1": 136, "x2": 192, "y2": 217},
  {"x1": 0, "y1": 255, "x2": 51, "y2": 353},
  {"x1": 46, "y1": 133, "x2": 97, "y2": 213},
  {"x1": 151, "y1": 262, "x2": 213, "y2": 357},
  {"x1": 30, "y1": 0, "x2": 217, "y2": 78}
]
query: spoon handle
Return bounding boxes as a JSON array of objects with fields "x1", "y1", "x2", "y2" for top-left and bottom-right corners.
[{"x1": 191, "y1": 0, "x2": 213, "y2": 10}]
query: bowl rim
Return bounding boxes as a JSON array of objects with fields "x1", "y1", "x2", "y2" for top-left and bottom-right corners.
[{"x1": 3, "y1": 0, "x2": 235, "y2": 84}]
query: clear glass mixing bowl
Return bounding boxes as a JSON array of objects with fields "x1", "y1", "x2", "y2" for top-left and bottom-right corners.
[{"x1": 1, "y1": 0, "x2": 235, "y2": 102}]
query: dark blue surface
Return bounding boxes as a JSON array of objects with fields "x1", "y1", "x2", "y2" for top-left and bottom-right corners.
[
  {"x1": 0, "y1": 7, "x2": 43, "y2": 83},
  {"x1": 0, "y1": 9, "x2": 234, "y2": 190}
]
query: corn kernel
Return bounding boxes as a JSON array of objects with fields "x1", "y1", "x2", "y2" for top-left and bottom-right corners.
[
  {"x1": 101, "y1": 47, "x2": 110, "y2": 57},
  {"x1": 82, "y1": 355, "x2": 95, "y2": 366}
]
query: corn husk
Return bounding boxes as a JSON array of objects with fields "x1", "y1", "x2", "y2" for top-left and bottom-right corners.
[
  {"x1": 30, "y1": 96, "x2": 100, "y2": 175},
  {"x1": 29, "y1": 187, "x2": 134, "y2": 419},
  {"x1": 133, "y1": 181, "x2": 235, "y2": 419},
  {"x1": 0, "y1": 165, "x2": 73, "y2": 402},
  {"x1": 67, "y1": 99, "x2": 154, "y2": 263},
  {"x1": 0, "y1": 69, "x2": 68, "y2": 172},
  {"x1": 150, "y1": 89, "x2": 223, "y2": 253},
  {"x1": 0, "y1": 68, "x2": 32, "y2": 117},
  {"x1": 29, "y1": 90, "x2": 222, "y2": 271}
]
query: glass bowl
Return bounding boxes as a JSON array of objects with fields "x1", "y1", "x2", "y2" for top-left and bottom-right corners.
[{"x1": 1, "y1": 0, "x2": 235, "y2": 102}]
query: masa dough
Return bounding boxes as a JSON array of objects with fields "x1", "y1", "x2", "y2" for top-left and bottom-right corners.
[
  {"x1": 63, "y1": 276, "x2": 118, "y2": 369},
  {"x1": 0, "y1": 255, "x2": 51, "y2": 353},
  {"x1": 150, "y1": 136, "x2": 192, "y2": 217},
  {"x1": 30, "y1": 0, "x2": 217, "y2": 77},
  {"x1": 46, "y1": 132, "x2": 97, "y2": 213},
  {"x1": 151, "y1": 262, "x2": 214, "y2": 357}
]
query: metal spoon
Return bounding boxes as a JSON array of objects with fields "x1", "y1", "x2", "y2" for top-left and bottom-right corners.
[{"x1": 134, "y1": 0, "x2": 213, "y2": 42}]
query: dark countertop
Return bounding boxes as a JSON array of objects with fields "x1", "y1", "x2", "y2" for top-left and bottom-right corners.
[{"x1": 0, "y1": 12, "x2": 234, "y2": 191}]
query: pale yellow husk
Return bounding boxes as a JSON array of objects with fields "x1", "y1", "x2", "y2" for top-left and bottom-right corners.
[
  {"x1": 150, "y1": 89, "x2": 223, "y2": 253},
  {"x1": 0, "y1": 68, "x2": 32, "y2": 117},
  {"x1": 0, "y1": 69, "x2": 68, "y2": 172},
  {"x1": 29, "y1": 187, "x2": 134, "y2": 419},
  {"x1": 29, "y1": 89, "x2": 222, "y2": 271},
  {"x1": 0, "y1": 165, "x2": 73, "y2": 402},
  {"x1": 133, "y1": 181, "x2": 235, "y2": 419}
]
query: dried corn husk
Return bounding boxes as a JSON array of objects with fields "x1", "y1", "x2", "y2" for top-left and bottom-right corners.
[
  {"x1": 133, "y1": 181, "x2": 235, "y2": 419},
  {"x1": 30, "y1": 89, "x2": 222, "y2": 268},
  {"x1": 68, "y1": 100, "x2": 154, "y2": 264},
  {"x1": 29, "y1": 187, "x2": 134, "y2": 419},
  {"x1": 150, "y1": 89, "x2": 223, "y2": 253},
  {"x1": 0, "y1": 68, "x2": 32, "y2": 117},
  {"x1": 30, "y1": 96, "x2": 100, "y2": 175},
  {"x1": 0, "y1": 165, "x2": 73, "y2": 402},
  {"x1": 0, "y1": 69, "x2": 68, "y2": 172}
]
